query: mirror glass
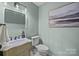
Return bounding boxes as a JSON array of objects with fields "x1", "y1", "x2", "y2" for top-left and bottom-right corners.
[
  {"x1": 4, "y1": 9, "x2": 25, "y2": 40},
  {"x1": 5, "y1": 9, "x2": 25, "y2": 24}
]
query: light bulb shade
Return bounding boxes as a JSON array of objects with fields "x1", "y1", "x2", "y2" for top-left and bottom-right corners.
[
  {"x1": 16, "y1": 4, "x2": 19, "y2": 9},
  {"x1": 14, "y1": 2, "x2": 19, "y2": 9}
]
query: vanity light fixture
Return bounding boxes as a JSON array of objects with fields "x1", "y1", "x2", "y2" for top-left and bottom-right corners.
[{"x1": 14, "y1": 2, "x2": 19, "y2": 10}]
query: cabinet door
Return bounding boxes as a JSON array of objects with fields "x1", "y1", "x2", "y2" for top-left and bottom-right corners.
[
  {"x1": 3, "y1": 47, "x2": 18, "y2": 56},
  {"x1": 3, "y1": 42, "x2": 32, "y2": 56}
]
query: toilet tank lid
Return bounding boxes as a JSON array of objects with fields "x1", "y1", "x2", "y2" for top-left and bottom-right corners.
[{"x1": 31, "y1": 36, "x2": 40, "y2": 39}]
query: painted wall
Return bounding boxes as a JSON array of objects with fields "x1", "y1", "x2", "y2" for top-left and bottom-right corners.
[
  {"x1": 39, "y1": 2, "x2": 79, "y2": 56},
  {"x1": 4, "y1": 2, "x2": 38, "y2": 38},
  {"x1": 20, "y1": 2, "x2": 39, "y2": 38}
]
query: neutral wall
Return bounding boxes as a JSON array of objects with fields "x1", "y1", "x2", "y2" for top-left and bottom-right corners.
[
  {"x1": 20, "y1": 2, "x2": 39, "y2": 38},
  {"x1": 39, "y1": 2, "x2": 79, "y2": 56},
  {"x1": 4, "y1": 2, "x2": 38, "y2": 38}
]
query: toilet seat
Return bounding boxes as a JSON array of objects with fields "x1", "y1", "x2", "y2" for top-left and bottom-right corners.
[
  {"x1": 35, "y1": 44, "x2": 49, "y2": 56},
  {"x1": 36, "y1": 44, "x2": 49, "y2": 51}
]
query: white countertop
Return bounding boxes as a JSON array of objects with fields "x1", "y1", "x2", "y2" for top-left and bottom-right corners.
[{"x1": 0, "y1": 38, "x2": 32, "y2": 51}]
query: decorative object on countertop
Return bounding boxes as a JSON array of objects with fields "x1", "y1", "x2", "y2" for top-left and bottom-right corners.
[
  {"x1": 21, "y1": 31, "x2": 25, "y2": 38},
  {"x1": 14, "y1": 36, "x2": 17, "y2": 40},
  {"x1": 9, "y1": 37, "x2": 12, "y2": 41},
  {"x1": 18, "y1": 35, "x2": 20, "y2": 39},
  {"x1": 0, "y1": 44, "x2": 2, "y2": 49}
]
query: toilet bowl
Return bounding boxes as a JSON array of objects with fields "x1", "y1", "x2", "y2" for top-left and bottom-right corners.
[
  {"x1": 36, "y1": 44, "x2": 49, "y2": 56},
  {"x1": 31, "y1": 36, "x2": 49, "y2": 56}
]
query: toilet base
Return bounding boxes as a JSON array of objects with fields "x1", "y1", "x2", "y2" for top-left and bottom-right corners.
[{"x1": 31, "y1": 48, "x2": 48, "y2": 56}]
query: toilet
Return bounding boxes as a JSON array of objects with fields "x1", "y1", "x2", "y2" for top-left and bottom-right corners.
[{"x1": 31, "y1": 36, "x2": 49, "y2": 56}]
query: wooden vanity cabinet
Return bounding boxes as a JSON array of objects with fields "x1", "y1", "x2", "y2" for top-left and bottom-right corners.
[{"x1": 0, "y1": 42, "x2": 32, "y2": 56}]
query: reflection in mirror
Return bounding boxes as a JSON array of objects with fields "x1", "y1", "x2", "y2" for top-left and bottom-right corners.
[
  {"x1": 4, "y1": 9, "x2": 25, "y2": 41},
  {"x1": 5, "y1": 9, "x2": 25, "y2": 24}
]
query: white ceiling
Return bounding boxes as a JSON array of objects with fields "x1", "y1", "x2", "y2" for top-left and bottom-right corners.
[{"x1": 33, "y1": 2, "x2": 46, "y2": 7}]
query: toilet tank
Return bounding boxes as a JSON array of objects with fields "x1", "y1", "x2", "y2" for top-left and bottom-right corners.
[{"x1": 31, "y1": 36, "x2": 40, "y2": 46}]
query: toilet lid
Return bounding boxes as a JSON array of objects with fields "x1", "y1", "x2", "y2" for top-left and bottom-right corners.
[{"x1": 36, "y1": 44, "x2": 49, "y2": 51}]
